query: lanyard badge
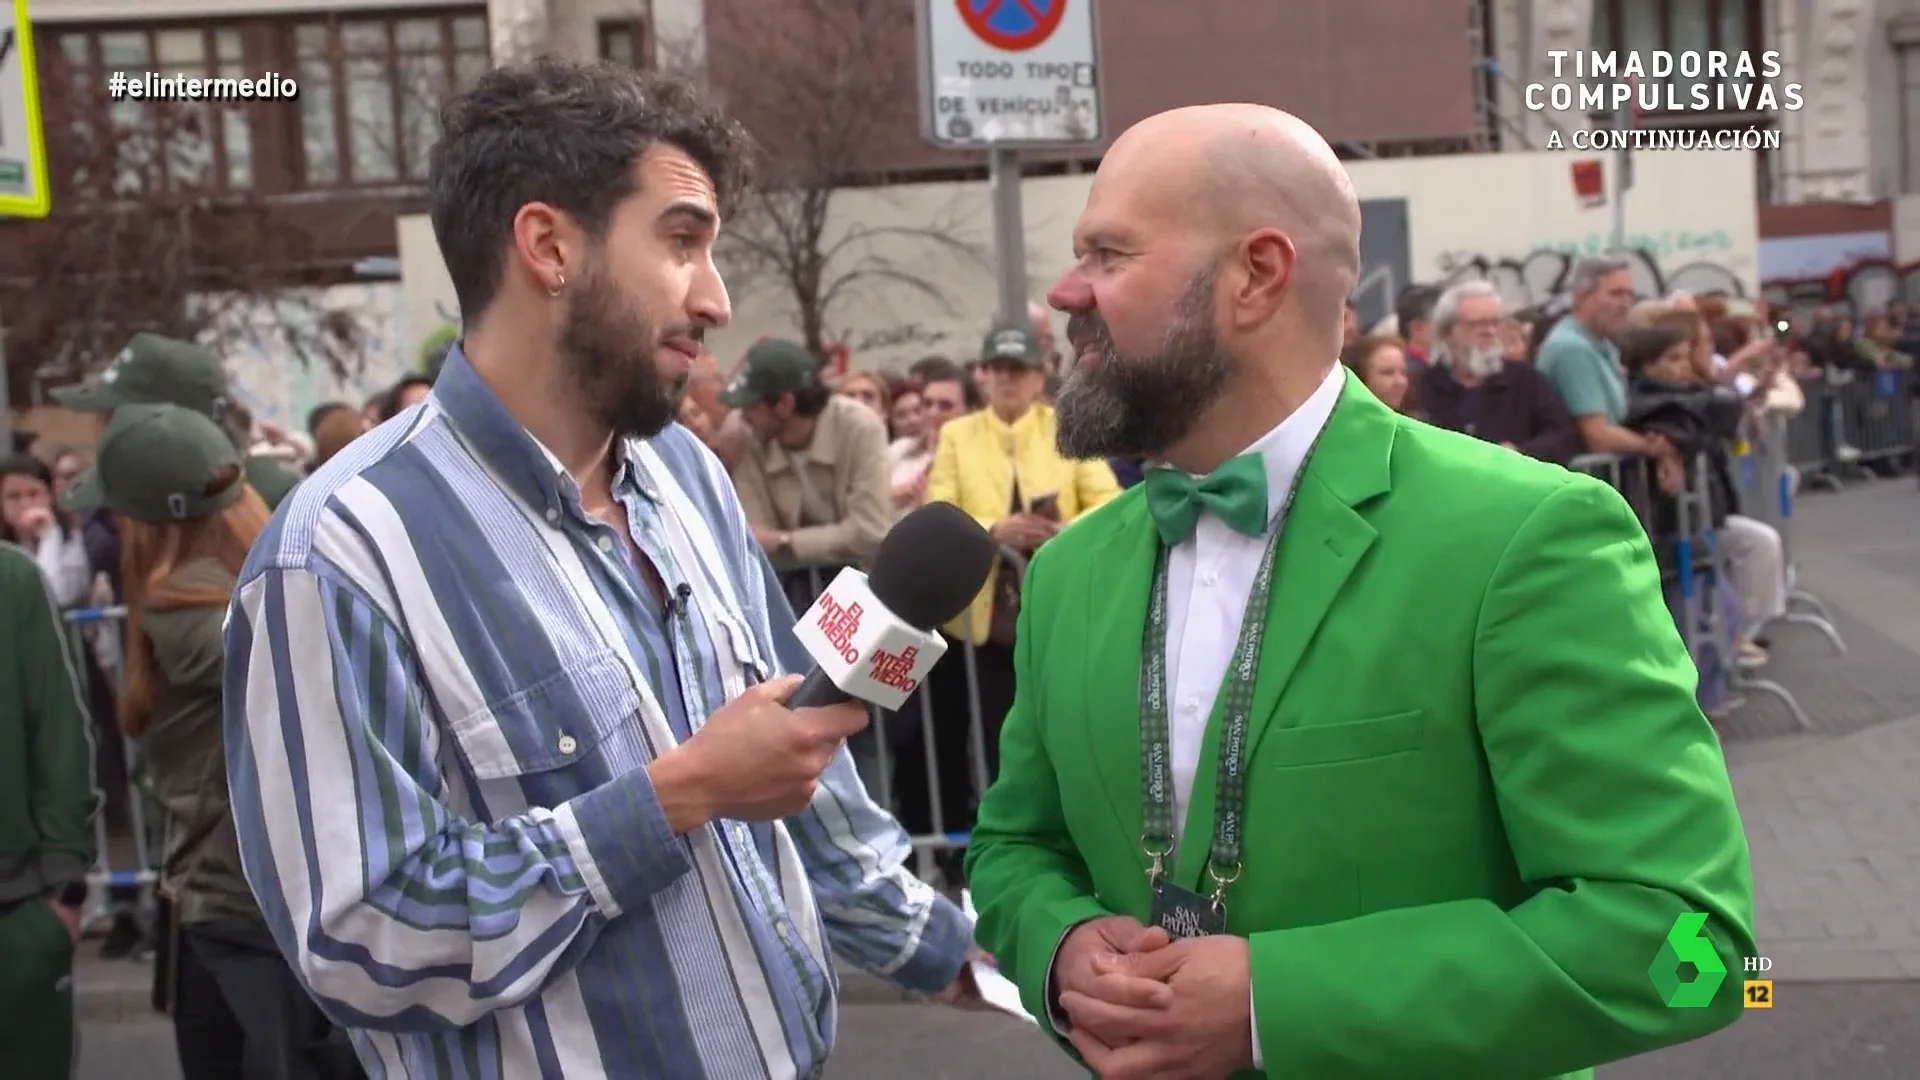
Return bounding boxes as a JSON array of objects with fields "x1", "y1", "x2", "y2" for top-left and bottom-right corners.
[{"x1": 1134, "y1": 431, "x2": 1320, "y2": 938}]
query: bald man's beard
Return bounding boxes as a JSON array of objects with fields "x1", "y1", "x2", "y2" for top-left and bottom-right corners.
[
  {"x1": 1054, "y1": 269, "x2": 1232, "y2": 462},
  {"x1": 557, "y1": 260, "x2": 688, "y2": 440}
]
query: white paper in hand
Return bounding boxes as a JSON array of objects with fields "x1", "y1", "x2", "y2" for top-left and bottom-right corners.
[{"x1": 961, "y1": 889, "x2": 1036, "y2": 1023}]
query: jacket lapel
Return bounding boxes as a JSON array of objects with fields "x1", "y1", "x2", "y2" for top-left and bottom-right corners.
[
  {"x1": 1243, "y1": 374, "x2": 1395, "y2": 756},
  {"x1": 1173, "y1": 372, "x2": 1396, "y2": 887},
  {"x1": 1082, "y1": 495, "x2": 1160, "y2": 873}
]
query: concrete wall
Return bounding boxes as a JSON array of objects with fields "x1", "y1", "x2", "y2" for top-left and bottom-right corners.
[
  {"x1": 207, "y1": 282, "x2": 412, "y2": 428},
  {"x1": 398, "y1": 148, "x2": 1759, "y2": 370}
]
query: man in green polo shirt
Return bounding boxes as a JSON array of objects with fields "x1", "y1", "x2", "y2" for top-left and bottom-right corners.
[
  {"x1": 51, "y1": 333, "x2": 301, "y2": 509},
  {"x1": 1535, "y1": 256, "x2": 1683, "y2": 492}
]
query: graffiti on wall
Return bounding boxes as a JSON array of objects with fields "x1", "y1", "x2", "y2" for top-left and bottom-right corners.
[
  {"x1": 1759, "y1": 259, "x2": 1920, "y2": 323},
  {"x1": 1345, "y1": 195, "x2": 1750, "y2": 327},
  {"x1": 846, "y1": 322, "x2": 955, "y2": 354},
  {"x1": 1432, "y1": 248, "x2": 1746, "y2": 310}
]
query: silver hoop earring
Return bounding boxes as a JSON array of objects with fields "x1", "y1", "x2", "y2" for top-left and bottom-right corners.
[{"x1": 548, "y1": 273, "x2": 565, "y2": 298}]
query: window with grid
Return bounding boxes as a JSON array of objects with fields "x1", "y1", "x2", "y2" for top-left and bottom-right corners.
[
  {"x1": 55, "y1": 25, "x2": 254, "y2": 194},
  {"x1": 1589, "y1": 0, "x2": 1766, "y2": 115},
  {"x1": 598, "y1": 18, "x2": 652, "y2": 68},
  {"x1": 294, "y1": 11, "x2": 488, "y2": 187}
]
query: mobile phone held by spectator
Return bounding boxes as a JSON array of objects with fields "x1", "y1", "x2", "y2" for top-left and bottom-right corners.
[{"x1": 1028, "y1": 492, "x2": 1061, "y2": 522}]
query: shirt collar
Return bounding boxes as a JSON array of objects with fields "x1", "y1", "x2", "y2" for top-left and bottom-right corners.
[
  {"x1": 1565, "y1": 316, "x2": 1617, "y2": 354},
  {"x1": 982, "y1": 401, "x2": 1046, "y2": 435},
  {"x1": 1244, "y1": 361, "x2": 1345, "y2": 522},
  {"x1": 433, "y1": 344, "x2": 651, "y2": 519}
]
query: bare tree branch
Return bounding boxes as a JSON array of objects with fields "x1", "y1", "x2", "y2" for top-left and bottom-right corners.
[
  {"x1": 673, "y1": 0, "x2": 989, "y2": 360},
  {"x1": 8, "y1": 84, "x2": 373, "y2": 389}
]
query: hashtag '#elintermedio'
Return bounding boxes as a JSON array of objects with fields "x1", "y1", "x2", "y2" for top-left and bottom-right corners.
[{"x1": 103, "y1": 72, "x2": 299, "y2": 102}]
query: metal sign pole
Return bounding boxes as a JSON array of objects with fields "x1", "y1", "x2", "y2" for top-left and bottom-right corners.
[
  {"x1": 916, "y1": 0, "x2": 1102, "y2": 335},
  {"x1": 1612, "y1": 74, "x2": 1637, "y2": 253},
  {"x1": 989, "y1": 145, "x2": 1028, "y2": 327},
  {"x1": 0, "y1": 310, "x2": 12, "y2": 452}
]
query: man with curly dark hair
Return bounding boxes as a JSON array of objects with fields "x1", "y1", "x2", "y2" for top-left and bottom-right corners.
[{"x1": 224, "y1": 58, "x2": 979, "y2": 1079}]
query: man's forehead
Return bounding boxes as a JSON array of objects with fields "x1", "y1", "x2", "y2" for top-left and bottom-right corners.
[
  {"x1": 1072, "y1": 193, "x2": 1147, "y2": 251},
  {"x1": 635, "y1": 144, "x2": 719, "y2": 217},
  {"x1": 1076, "y1": 164, "x2": 1194, "y2": 250}
]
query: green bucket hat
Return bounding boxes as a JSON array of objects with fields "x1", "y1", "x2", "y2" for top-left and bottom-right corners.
[
  {"x1": 719, "y1": 339, "x2": 819, "y2": 408},
  {"x1": 60, "y1": 403, "x2": 245, "y2": 522},
  {"x1": 50, "y1": 332, "x2": 233, "y2": 418}
]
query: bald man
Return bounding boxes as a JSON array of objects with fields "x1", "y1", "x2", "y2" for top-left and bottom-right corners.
[{"x1": 965, "y1": 105, "x2": 1754, "y2": 1080}]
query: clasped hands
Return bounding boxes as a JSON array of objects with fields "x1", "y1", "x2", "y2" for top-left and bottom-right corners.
[{"x1": 1054, "y1": 915, "x2": 1253, "y2": 1080}]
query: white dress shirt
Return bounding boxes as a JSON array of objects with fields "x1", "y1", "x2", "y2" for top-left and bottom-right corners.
[
  {"x1": 1046, "y1": 362, "x2": 1344, "y2": 1067},
  {"x1": 1162, "y1": 361, "x2": 1344, "y2": 836}
]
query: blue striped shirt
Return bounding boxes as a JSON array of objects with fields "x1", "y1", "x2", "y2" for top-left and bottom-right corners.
[{"x1": 223, "y1": 348, "x2": 969, "y2": 1079}]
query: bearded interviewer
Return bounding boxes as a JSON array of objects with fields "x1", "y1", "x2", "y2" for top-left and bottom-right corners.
[{"x1": 963, "y1": 104, "x2": 1756, "y2": 1080}]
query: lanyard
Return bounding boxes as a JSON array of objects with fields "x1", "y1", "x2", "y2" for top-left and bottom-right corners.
[{"x1": 1136, "y1": 433, "x2": 1322, "y2": 911}]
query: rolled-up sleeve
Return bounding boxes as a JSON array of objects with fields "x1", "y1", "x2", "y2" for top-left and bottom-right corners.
[{"x1": 223, "y1": 559, "x2": 693, "y2": 1032}]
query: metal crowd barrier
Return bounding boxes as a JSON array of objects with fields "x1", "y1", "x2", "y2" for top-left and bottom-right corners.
[
  {"x1": 62, "y1": 605, "x2": 163, "y2": 937},
  {"x1": 1567, "y1": 452, "x2": 1814, "y2": 731},
  {"x1": 786, "y1": 555, "x2": 1019, "y2": 885},
  {"x1": 1787, "y1": 367, "x2": 1915, "y2": 490},
  {"x1": 63, "y1": 556, "x2": 1012, "y2": 921},
  {"x1": 1735, "y1": 411, "x2": 1847, "y2": 655}
]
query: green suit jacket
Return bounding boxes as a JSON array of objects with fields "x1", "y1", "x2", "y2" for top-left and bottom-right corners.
[{"x1": 965, "y1": 373, "x2": 1756, "y2": 1079}]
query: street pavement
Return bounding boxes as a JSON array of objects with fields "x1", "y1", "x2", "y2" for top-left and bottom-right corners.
[
  {"x1": 73, "y1": 482, "x2": 1920, "y2": 1077},
  {"x1": 67, "y1": 979, "x2": 1920, "y2": 1079}
]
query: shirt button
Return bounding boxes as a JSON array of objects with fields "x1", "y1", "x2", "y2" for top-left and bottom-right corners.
[
  {"x1": 1201, "y1": 569, "x2": 1219, "y2": 587},
  {"x1": 557, "y1": 734, "x2": 578, "y2": 755},
  {"x1": 544, "y1": 508, "x2": 559, "y2": 524},
  {"x1": 596, "y1": 536, "x2": 615, "y2": 553},
  {"x1": 776, "y1": 923, "x2": 792, "y2": 943},
  {"x1": 1183, "y1": 697, "x2": 1201, "y2": 713}
]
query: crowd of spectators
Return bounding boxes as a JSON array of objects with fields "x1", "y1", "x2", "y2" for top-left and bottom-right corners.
[
  {"x1": 10, "y1": 261, "x2": 1916, "y2": 942},
  {"x1": 1344, "y1": 258, "x2": 1916, "y2": 713}
]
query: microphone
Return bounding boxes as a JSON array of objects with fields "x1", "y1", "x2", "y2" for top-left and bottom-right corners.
[{"x1": 787, "y1": 502, "x2": 997, "y2": 711}]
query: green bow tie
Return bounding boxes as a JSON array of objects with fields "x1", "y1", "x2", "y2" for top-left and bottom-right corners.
[{"x1": 1143, "y1": 453, "x2": 1269, "y2": 546}]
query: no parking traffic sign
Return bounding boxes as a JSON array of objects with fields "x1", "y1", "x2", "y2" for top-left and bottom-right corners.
[
  {"x1": 959, "y1": 0, "x2": 1066, "y2": 51},
  {"x1": 917, "y1": 0, "x2": 1103, "y2": 149}
]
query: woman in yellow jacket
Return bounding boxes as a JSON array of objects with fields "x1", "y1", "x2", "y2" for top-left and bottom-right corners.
[{"x1": 908, "y1": 324, "x2": 1117, "y2": 873}]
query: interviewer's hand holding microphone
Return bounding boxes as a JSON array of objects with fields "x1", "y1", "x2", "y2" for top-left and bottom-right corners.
[
  {"x1": 649, "y1": 674, "x2": 867, "y2": 824},
  {"x1": 652, "y1": 502, "x2": 1002, "y2": 1010}
]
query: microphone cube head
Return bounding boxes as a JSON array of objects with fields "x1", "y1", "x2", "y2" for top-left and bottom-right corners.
[{"x1": 794, "y1": 569, "x2": 949, "y2": 712}]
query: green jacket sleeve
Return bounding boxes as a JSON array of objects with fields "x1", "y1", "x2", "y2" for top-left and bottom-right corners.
[
  {"x1": 1248, "y1": 476, "x2": 1755, "y2": 1076},
  {"x1": 964, "y1": 545, "x2": 1109, "y2": 1048},
  {"x1": 7, "y1": 549, "x2": 100, "y2": 890}
]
